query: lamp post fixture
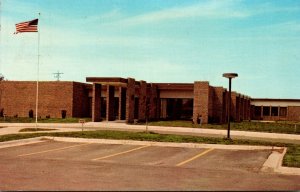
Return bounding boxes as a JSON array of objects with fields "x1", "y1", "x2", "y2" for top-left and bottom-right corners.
[{"x1": 223, "y1": 73, "x2": 238, "y2": 139}]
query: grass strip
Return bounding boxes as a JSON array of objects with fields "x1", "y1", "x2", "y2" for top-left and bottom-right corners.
[
  {"x1": 147, "y1": 120, "x2": 300, "y2": 135},
  {"x1": 0, "y1": 130, "x2": 299, "y2": 167},
  {"x1": 19, "y1": 128, "x2": 57, "y2": 132}
]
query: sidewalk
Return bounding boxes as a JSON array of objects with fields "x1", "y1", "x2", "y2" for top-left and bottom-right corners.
[{"x1": 0, "y1": 122, "x2": 300, "y2": 143}]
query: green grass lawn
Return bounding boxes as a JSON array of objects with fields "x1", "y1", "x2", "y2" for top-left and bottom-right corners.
[
  {"x1": 0, "y1": 117, "x2": 91, "y2": 123},
  {"x1": 147, "y1": 120, "x2": 300, "y2": 134},
  {"x1": 19, "y1": 128, "x2": 57, "y2": 132},
  {"x1": 0, "y1": 130, "x2": 299, "y2": 168}
]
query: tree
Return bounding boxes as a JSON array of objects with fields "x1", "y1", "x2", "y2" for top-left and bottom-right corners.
[{"x1": 0, "y1": 74, "x2": 4, "y2": 81}]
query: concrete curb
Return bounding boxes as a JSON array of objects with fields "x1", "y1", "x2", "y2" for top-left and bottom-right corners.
[
  {"x1": 261, "y1": 148, "x2": 300, "y2": 175},
  {"x1": 275, "y1": 148, "x2": 300, "y2": 175},
  {"x1": 43, "y1": 136, "x2": 281, "y2": 150},
  {"x1": 0, "y1": 137, "x2": 47, "y2": 149},
  {"x1": 261, "y1": 150, "x2": 284, "y2": 172}
]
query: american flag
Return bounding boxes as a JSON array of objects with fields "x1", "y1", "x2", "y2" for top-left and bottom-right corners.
[{"x1": 14, "y1": 19, "x2": 38, "y2": 34}]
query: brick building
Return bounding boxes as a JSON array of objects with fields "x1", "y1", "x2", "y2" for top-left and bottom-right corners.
[
  {"x1": 0, "y1": 77, "x2": 299, "y2": 123},
  {"x1": 251, "y1": 98, "x2": 300, "y2": 121},
  {"x1": 0, "y1": 81, "x2": 90, "y2": 119},
  {"x1": 86, "y1": 77, "x2": 251, "y2": 124}
]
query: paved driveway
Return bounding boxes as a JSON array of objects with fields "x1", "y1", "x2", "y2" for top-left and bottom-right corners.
[{"x1": 0, "y1": 140, "x2": 299, "y2": 190}]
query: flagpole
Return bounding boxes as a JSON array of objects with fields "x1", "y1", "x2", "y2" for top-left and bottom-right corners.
[{"x1": 35, "y1": 13, "x2": 40, "y2": 130}]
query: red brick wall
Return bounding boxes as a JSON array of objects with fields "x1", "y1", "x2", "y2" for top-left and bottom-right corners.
[
  {"x1": 247, "y1": 99, "x2": 251, "y2": 120},
  {"x1": 118, "y1": 87, "x2": 126, "y2": 120},
  {"x1": 72, "y1": 82, "x2": 90, "y2": 118},
  {"x1": 222, "y1": 90, "x2": 228, "y2": 123},
  {"x1": 236, "y1": 94, "x2": 241, "y2": 122},
  {"x1": 243, "y1": 97, "x2": 247, "y2": 120},
  {"x1": 211, "y1": 87, "x2": 224, "y2": 123},
  {"x1": 149, "y1": 84, "x2": 158, "y2": 120},
  {"x1": 193, "y1": 81, "x2": 209, "y2": 124},
  {"x1": 230, "y1": 92, "x2": 237, "y2": 121},
  {"x1": 240, "y1": 96, "x2": 245, "y2": 121},
  {"x1": 126, "y1": 78, "x2": 135, "y2": 123},
  {"x1": 287, "y1": 106, "x2": 300, "y2": 121},
  {"x1": 92, "y1": 83, "x2": 102, "y2": 122},
  {"x1": 208, "y1": 86, "x2": 214, "y2": 121},
  {"x1": 106, "y1": 85, "x2": 115, "y2": 121},
  {"x1": 0, "y1": 81, "x2": 74, "y2": 118},
  {"x1": 138, "y1": 81, "x2": 147, "y2": 122}
]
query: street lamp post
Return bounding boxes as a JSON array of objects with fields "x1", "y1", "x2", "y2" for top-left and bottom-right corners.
[{"x1": 223, "y1": 73, "x2": 238, "y2": 139}]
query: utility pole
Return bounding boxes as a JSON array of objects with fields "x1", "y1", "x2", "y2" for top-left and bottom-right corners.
[{"x1": 53, "y1": 71, "x2": 64, "y2": 81}]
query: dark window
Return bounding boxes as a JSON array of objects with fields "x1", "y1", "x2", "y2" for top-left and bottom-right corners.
[
  {"x1": 61, "y1": 110, "x2": 67, "y2": 119},
  {"x1": 29, "y1": 109, "x2": 34, "y2": 118},
  {"x1": 254, "y1": 106, "x2": 261, "y2": 117},
  {"x1": 0, "y1": 108, "x2": 4, "y2": 117},
  {"x1": 166, "y1": 99, "x2": 175, "y2": 119},
  {"x1": 134, "y1": 97, "x2": 139, "y2": 119},
  {"x1": 181, "y1": 99, "x2": 193, "y2": 120},
  {"x1": 271, "y1": 107, "x2": 278, "y2": 116},
  {"x1": 114, "y1": 97, "x2": 119, "y2": 119},
  {"x1": 101, "y1": 97, "x2": 106, "y2": 119},
  {"x1": 263, "y1": 106, "x2": 270, "y2": 116},
  {"x1": 279, "y1": 107, "x2": 287, "y2": 117}
]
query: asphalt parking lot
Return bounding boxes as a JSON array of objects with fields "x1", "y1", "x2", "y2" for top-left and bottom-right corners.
[{"x1": 0, "y1": 140, "x2": 299, "y2": 190}]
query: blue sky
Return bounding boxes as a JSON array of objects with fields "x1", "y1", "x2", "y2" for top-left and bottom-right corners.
[{"x1": 0, "y1": 0, "x2": 300, "y2": 98}]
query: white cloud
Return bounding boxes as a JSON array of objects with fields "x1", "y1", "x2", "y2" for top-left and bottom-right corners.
[{"x1": 114, "y1": 0, "x2": 248, "y2": 26}]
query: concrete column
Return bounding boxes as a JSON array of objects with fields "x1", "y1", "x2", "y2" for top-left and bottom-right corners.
[
  {"x1": 106, "y1": 85, "x2": 115, "y2": 121},
  {"x1": 156, "y1": 89, "x2": 161, "y2": 119},
  {"x1": 222, "y1": 90, "x2": 228, "y2": 123},
  {"x1": 138, "y1": 81, "x2": 147, "y2": 122},
  {"x1": 240, "y1": 96, "x2": 244, "y2": 121},
  {"x1": 118, "y1": 87, "x2": 126, "y2": 120},
  {"x1": 92, "y1": 83, "x2": 101, "y2": 122},
  {"x1": 245, "y1": 98, "x2": 249, "y2": 120},
  {"x1": 160, "y1": 99, "x2": 167, "y2": 119},
  {"x1": 249, "y1": 99, "x2": 252, "y2": 120},
  {"x1": 236, "y1": 94, "x2": 241, "y2": 122},
  {"x1": 244, "y1": 97, "x2": 248, "y2": 120},
  {"x1": 126, "y1": 78, "x2": 135, "y2": 124},
  {"x1": 247, "y1": 98, "x2": 251, "y2": 120},
  {"x1": 212, "y1": 87, "x2": 224, "y2": 124},
  {"x1": 149, "y1": 84, "x2": 158, "y2": 120},
  {"x1": 193, "y1": 81, "x2": 209, "y2": 124}
]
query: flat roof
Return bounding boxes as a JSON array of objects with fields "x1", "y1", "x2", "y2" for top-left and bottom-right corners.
[
  {"x1": 252, "y1": 98, "x2": 300, "y2": 102},
  {"x1": 154, "y1": 83, "x2": 194, "y2": 90},
  {"x1": 86, "y1": 77, "x2": 128, "y2": 83}
]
